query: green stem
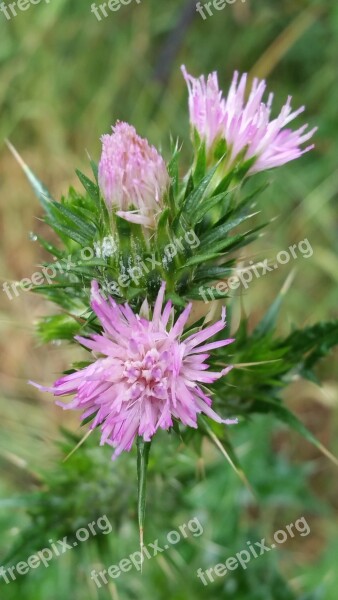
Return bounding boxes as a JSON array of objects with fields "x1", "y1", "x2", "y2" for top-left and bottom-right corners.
[{"x1": 136, "y1": 437, "x2": 152, "y2": 570}]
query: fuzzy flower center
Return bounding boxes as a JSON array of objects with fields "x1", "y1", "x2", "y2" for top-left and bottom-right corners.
[{"x1": 123, "y1": 348, "x2": 169, "y2": 401}]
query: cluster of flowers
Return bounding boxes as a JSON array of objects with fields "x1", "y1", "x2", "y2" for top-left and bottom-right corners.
[{"x1": 34, "y1": 66, "x2": 316, "y2": 459}]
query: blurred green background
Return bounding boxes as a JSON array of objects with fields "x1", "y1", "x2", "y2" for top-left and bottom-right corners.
[{"x1": 0, "y1": 0, "x2": 337, "y2": 598}]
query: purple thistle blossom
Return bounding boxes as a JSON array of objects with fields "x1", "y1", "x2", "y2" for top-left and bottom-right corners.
[
  {"x1": 181, "y1": 65, "x2": 227, "y2": 152},
  {"x1": 32, "y1": 281, "x2": 236, "y2": 459},
  {"x1": 98, "y1": 122, "x2": 170, "y2": 228},
  {"x1": 181, "y1": 65, "x2": 317, "y2": 173}
]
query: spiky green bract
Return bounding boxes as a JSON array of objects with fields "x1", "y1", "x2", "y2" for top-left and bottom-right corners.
[{"x1": 23, "y1": 150, "x2": 268, "y2": 345}]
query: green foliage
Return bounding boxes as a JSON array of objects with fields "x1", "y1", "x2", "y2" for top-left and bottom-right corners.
[
  {"x1": 203, "y1": 292, "x2": 338, "y2": 477},
  {"x1": 18, "y1": 148, "x2": 269, "y2": 343},
  {"x1": 0, "y1": 419, "x2": 331, "y2": 600}
]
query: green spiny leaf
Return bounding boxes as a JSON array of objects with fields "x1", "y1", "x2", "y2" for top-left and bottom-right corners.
[{"x1": 76, "y1": 169, "x2": 100, "y2": 206}]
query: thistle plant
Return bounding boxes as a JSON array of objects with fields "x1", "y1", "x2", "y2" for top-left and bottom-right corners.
[{"x1": 7, "y1": 66, "x2": 337, "y2": 547}]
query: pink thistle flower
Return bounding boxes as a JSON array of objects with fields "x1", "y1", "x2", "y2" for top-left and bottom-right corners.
[
  {"x1": 32, "y1": 281, "x2": 236, "y2": 459},
  {"x1": 181, "y1": 65, "x2": 227, "y2": 152},
  {"x1": 181, "y1": 65, "x2": 317, "y2": 173},
  {"x1": 98, "y1": 122, "x2": 170, "y2": 228}
]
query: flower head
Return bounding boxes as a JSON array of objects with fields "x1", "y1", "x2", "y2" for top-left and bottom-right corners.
[
  {"x1": 181, "y1": 65, "x2": 226, "y2": 152},
  {"x1": 98, "y1": 122, "x2": 170, "y2": 228},
  {"x1": 182, "y1": 65, "x2": 317, "y2": 173},
  {"x1": 33, "y1": 281, "x2": 236, "y2": 459}
]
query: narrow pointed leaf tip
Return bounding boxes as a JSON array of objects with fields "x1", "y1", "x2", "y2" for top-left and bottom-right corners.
[{"x1": 6, "y1": 139, "x2": 54, "y2": 209}]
